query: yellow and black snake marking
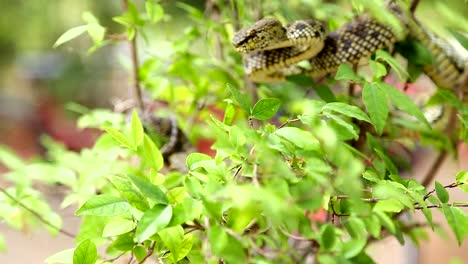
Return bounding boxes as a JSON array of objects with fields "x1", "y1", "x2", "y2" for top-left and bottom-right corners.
[
  {"x1": 232, "y1": 3, "x2": 466, "y2": 92},
  {"x1": 233, "y1": 19, "x2": 327, "y2": 82}
]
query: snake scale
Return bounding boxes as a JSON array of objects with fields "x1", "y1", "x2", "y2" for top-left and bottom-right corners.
[{"x1": 232, "y1": 2, "x2": 467, "y2": 96}]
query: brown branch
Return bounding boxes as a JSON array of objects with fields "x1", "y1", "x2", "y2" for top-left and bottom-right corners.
[
  {"x1": 278, "y1": 118, "x2": 300, "y2": 129},
  {"x1": 137, "y1": 241, "x2": 156, "y2": 264},
  {"x1": 121, "y1": 0, "x2": 144, "y2": 111},
  {"x1": 409, "y1": 0, "x2": 421, "y2": 14},
  {"x1": 415, "y1": 203, "x2": 468, "y2": 209},
  {"x1": 423, "y1": 182, "x2": 463, "y2": 201},
  {"x1": 0, "y1": 187, "x2": 76, "y2": 238}
]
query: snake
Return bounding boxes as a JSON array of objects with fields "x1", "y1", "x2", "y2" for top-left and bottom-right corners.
[
  {"x1": 232, "y1": 3, "x2": 467, "y2": 93},
  {"x1": 232, "y1": 2, "x2": 467, "y2": 131}
]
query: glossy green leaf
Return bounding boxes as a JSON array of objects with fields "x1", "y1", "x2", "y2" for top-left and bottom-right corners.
[
  {"x1": 76, "y1": 195, "x2": 131, "y2": 216},
  {"x1": 443, "y1": 205, "x2": 468, "y2": 246},
  {"x1": 73, "y1": 239, "x2": 97, "y2": 264},
  {"x1": 108, "y1": 175, "x2": 150, "y2": 212},
  {"x1": 227, "y1": 84, "x2": 251, "y2": 114},
  {"x1": 335, "y1": 64, "x2": 362, "y2": 82},
  {"x1": 131, "y1": 109, "x2": 144, "y2": 148},
  {"x1": 251, "y1": 98, "x2": 281, "y2": 120},
  {"x1": 435, "y1": 181, "x2": 449, "y2": 204},
  {"x1": 208, "y1": 226, "x2": 246, "y2": 263},
  {"x1": 128, "y1": 175, "x2": 168, "y2": 204},
  {"x1": 133, "y1": 246, "x2": 146, "y2": 261},
  {"x1": 135, "y1": 205, "x2": 172, "y2": 242},
  {"x1": 109, "y1": 233, "x2": 135, "y2": 251},
  {"x1": 223, "y1": 102, "x2": 236, "y2": 125},
  {"x1": 146, "y1": 1, "x2": 164, "y2": 23},
  {"x1": 378, "y1": 81, "x2": 430, "y2": 128},
  {"x1": 102, "y1": 218, "x2": 136, "y2": 237},
  {"x1": 316, "y1": 84, "x2": 337, "y2": 102},
  {"x1": 343, "y1": 239, "x2": 366, "y2": 259},
  {"x1": 373, "y1": 199, "x2": 404, "y2": 212},
  {"x1": 104, "y1": 127, "x2": 133, "y2": 149},
  {"x1": 362, "y1": 82, "x2": 389, "y2": 135},
  {"x1": 344, "y1": 217, "x2": 367, "y2": 239},
  {"x1": 186, "y1": 152, "x2": 212, "y2": 171},
  {"x1": 320, "y1": 224, "x2": 336, "y2": 250},
  {"x1": 369, "y1": 60, "x2": 387, "y2": 80},
  {"x1": 54, "y1": 25, "x2": 88, "y2": 48},
  {"x1": 159, "y1": 226, "x2": 193, "y2": 262},
  {"x1": 322, "y1": 102, "x2": 371, "y2": 123},
  {"x1": 375, "y1": 50, "x2": 408, "y2": 80},
  {"x1": 275, "y1": 127, "x2": 320, "y2": 151},
  {"x1": 142, "y1": 135, "x2": 164, "y2": 171}
]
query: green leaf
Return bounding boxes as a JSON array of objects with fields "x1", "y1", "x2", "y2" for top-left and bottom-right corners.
[
  {"x1": 54, "y1": 25, "x2": 88, "y2": 48},
  {"x1": 326, "y1": 114, "x2": 359, "y2": 140},
  {"x1": 146, "y1": 1, "x2": 164, "y2": 23},
  {"x1": 45, "y1": 249, "x2": 74, "y2": 264},
  {"x1": 344, "y1": 217, "x2": 367, "y2": 239},
  {"x1": 362, "y1": 82, "x2": 389, "y2": 135},
  {"x1": 456, "y1": 171, "x2": 468, "y2": 192},
  {"x1": 82, "y1": 12, "x2": 105, "y2": 47},
  {"x1": 133, "y1": 246, "x2": 146, "y2": 261},
  {"x1": 369, "y1": 60, "x2": 387, "y2": 80},
  {"x1": 159, "y1": 226, "x2": 193, "y2": 262},
  {"x1": 449, "y1": 29, "x2": 468, "y2": 50},
  {"x1": 428, "y1": 89, "x2": 464, "y2": 110},
  {"x1": 76, "y1": 195, "x2": 131, "y2": 216},
  {"x1": 322, "y1": 102, "x2": 371, "y2": 123},
  {"x1": 208, "y1": 226, "x2": 247, "y2": 263},
  {"x1": 131, "y1": 109, "x2": 144, "y2": 148},
  {"x1": 363, "y1": 170, "x2": 382, "y2": 183},
  {"x1": 373, "y1": 199, "x2": 404, "y2": 212},
  {"x1": 435, "y1": 181, "x2": 449, "y2": 204},
  {"x1": 104, "y1": 127, "x2": 133, "y2": 149},
  {"x1": 316, "y1": 84, "x2": 337, "y2": 102},
  {"x1": 320, "y1": 224, "x2": 336, "y2": 250},
  {"x1": 227, "y1": 84, "x2": 251, "y2": 114},
  {"x1": 343, "y1": 239, "x2": 366, "y2": 259},
  {"x1": 128, "y1": 175, "x2": 168, "y2": 204},
  {"x1": 375, "y1": 211, "x2": 395, "y2": 234},
  {"x1": 109, "y1": 233, "x2": 135, "y2": 251},
  {"x1": 108, "y1": 175, "x2": 150, "y2": 212},
  {"x1": 275, "y1": 127, "x2": 320, "y2": 151},
  {"x1": 443, "y1": 205, "x2": 468, "y2": 246},
  {"x1": 102, "y1": 218, "x2": 136, "y2": 237},
  {"x1": 286, "y1": 74, "x2": 315, "y2": 86},
  {"x1": 223, "y1": 102, "x2": 236, "y2": 125},
  {"x1": 395, "y1": 39, "x2": 433, "y2": 66},
  {"x1": 375, "y1": 50, "x2": 408, "y2": 80},
  {"x1": 135, "y1": 205, "x2": 172, "y2": 242},
  {"x1": 186, "y1": 152, "x2": 212, "y2": 171},
  {"x1": 73, "y1": 239, "x2": 97, "y2": 264},
  {"x1": 335, "y1": 64, "x2": 362, "y2": 82},
  {"x1": 377, "y1": 81, "x2": 430, "y2": 128},
  {"x1": 142, "y1": 135, "x2": 164, "y2": 171},
  {"x1": 251, "y1": 98, "x2": 281, "y2": 120}
]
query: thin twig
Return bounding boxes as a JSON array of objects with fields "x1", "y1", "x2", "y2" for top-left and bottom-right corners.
[
  {"x1": 409, "y1": 0, "x2": 421, "y2": 14},
  {"x1": 423, "y1": 182, "x2": 463, "y2": 201},
  {"x1": 415, "y1": 203, "x2": 468, "y2": 209},
  {"x1": 138, "y1": 241, "x2": 156, "y2": 264},
  {"x1": 0, "y1": 187, "x2": 76, "y2": 238},
  {"x1": 100, "y1": 251, "x2": 127, "y2": 264},
  {"x1": 278, "y1": 118, "x2": 300, "y2": 129},
  {"x1": 121, "y1": 0, "x2": 144, "y2": 111}
]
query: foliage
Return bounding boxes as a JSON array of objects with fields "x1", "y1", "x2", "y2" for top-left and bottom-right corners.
[{"x1": 1, "y1": 0, "x2": 468, "y2": 263}]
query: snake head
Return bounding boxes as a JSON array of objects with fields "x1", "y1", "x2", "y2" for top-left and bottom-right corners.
[{"x1": 232, "y1": 18, "x2": 287, "y2": 53}]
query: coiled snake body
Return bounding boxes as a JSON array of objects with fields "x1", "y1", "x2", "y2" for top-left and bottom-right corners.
[{"x1": 232, "y1": 4, "x2": 467, "y2": 92}]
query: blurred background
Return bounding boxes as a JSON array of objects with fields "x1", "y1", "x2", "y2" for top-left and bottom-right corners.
[{"x1": 0, "y1": 0, "x2": 467, "y2": 263}]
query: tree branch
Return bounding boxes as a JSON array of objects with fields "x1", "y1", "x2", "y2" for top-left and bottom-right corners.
[
  {"x1": 121, "y1": 0, "x2": 144, "y2": 111},
  {"x1": 0, "y1": 187, "x2": 76, "y2": 238}
]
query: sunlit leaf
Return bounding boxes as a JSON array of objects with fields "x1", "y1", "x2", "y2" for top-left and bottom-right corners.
[
  {"x1": 251, "y1": 98, "x2": 281, "y2": 120},
  {"x1": 76, "y1": 195, "x2": 131, "y2": 217},
  {"x1": 135, "y1": 205, "x2": 172, "y2": 242},
  {"x1": 73, "y1": 239, "x2": 97, "y2": 264},
  {"x1": 54, "y1": 25, "x2": 88, "y2": 48}
]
